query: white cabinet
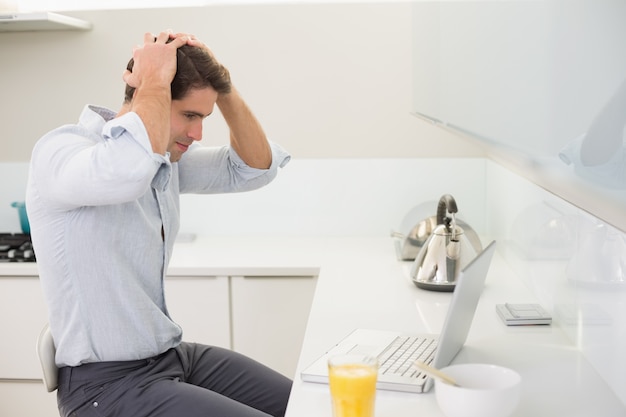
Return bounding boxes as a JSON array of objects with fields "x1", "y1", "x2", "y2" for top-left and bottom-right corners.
[
  {"x1": 0, "y1": 270, "x2": 317, "y2": 416},
  {"x1": 0, "y1": 276, "x2": 48, "y2": 380},
  {"x1": 0, "y1": 12, "x2": 92, "y2": 32},
  {"x1": 0, "y1": 381, "x2": 58, "y2": 417},
  {"x1": 164, "y1": 275, "x2": 230, "y2": 349},
  {"x1": 164, "y1": 274, "x2": 318, "y2": 379},
  {"x1": 0, "y1": 276, "x2": 57, "y2": 417},
  {"x1": 231, "y1": 275, "x2": 317, "y2": 378}
]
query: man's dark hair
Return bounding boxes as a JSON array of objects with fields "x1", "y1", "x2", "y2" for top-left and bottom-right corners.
[{"x1": 124, "y1": 43, "x2": 232, "y2": 103}]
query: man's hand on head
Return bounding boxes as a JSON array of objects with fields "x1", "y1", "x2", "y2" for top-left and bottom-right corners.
[
  {"x1": 121, "y1": 30, "x2": 189, "y2": 156},
  {"x1": 122, "y1": 30, "x2": 189, "y2": 90}
]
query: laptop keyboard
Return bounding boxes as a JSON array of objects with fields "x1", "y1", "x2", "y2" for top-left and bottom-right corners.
[{"x1": 378, "y1": 336, "x2": 438, "y2": 378}]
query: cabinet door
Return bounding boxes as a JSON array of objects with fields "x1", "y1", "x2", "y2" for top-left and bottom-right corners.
[
  {"x1": 0, "y1": 381, "x2": 58, "y2": 417},
  {"x1": 0, "y1": 277, "x2": 48, "y2": 380},
  {"x1": 231, "y1": 276, "x2": 317, "y2": 378},
  {"x1": 164, "y1": 276, "x2": 230, "y2": 349}
]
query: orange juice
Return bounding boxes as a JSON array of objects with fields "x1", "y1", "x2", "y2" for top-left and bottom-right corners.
[{"x1": 328, "y1": 356, "x2": 378, "y2": 417}]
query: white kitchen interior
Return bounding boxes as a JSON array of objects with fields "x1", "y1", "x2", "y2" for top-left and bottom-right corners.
[{"x1": 1, "y1": 1, "x2": 625, "y2": 416}]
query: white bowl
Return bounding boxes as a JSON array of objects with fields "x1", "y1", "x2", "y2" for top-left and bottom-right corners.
[{"x1": 435, "y1": 363, "x2": 521, "y2": 417}]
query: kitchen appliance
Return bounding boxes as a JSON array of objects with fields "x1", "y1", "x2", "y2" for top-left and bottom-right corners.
[
  {"x1": 392, "y1": 201, "x2": 481, "y2": 261},
  {"x1": 11, "y1": 201, "x2": 30, "y2": 234},
  {"x1": 0, "y1": 233, "x2": 35, "y2": 262},
  {"x1": 410, "y1": 194, "x2": 481, "y2": 291},
  {"x1": 391, "y1": 201, "x2": 438, "y2": 261}
]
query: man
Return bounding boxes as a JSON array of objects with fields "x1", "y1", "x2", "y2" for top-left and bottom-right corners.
[{"x1": 26, "y1": 31, "x2": 291, "y2": 417}]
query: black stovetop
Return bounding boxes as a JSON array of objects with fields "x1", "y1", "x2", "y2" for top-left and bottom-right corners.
[{"x1": 0, "y1": 233, "x2": 36, "y2": 262}]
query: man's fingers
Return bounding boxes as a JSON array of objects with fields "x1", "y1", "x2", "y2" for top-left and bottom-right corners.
[
  {"x1": 122, "y1": 69, "x2": 138, "y2": 88},
  {"x1": 143, "y1": 32, "x2": 155, "y2": 44},
  {"x1": 171, "y1": 32, "x2": 195, "y2": 40},
  {"x1": 168, "y1": 35, "x2": 189, "y2": 48},
  {"x1": 154, "y1": 31, "x2": 172, "y2": 43}
]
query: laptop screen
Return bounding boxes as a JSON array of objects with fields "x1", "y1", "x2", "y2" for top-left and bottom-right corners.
[{"x1": 431, "y1": 240, "x2": 497, "y2": 370}]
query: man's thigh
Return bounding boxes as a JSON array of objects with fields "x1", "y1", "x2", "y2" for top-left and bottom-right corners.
[
  {"x1": 122, "y1": 377, "x2": 278, "y2": 417},
  {"x1": 176, "y1": 342, "x2": 292, "y2": 417},
  {"x1": 61, "y1": 377, "x2": 276, "y2": 417},
  {"x1": 58, "y1": 345, "x2": 291, "y2": 417}
]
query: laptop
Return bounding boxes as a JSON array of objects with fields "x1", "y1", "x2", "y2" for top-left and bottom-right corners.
[{"x1": 300, "y1": 240, "x2": 497, "y2": 393}]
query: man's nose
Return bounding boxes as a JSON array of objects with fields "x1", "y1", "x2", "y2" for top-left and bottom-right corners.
[{"x1": 188, "y1": 122, "x2": 203, "y2": 141}]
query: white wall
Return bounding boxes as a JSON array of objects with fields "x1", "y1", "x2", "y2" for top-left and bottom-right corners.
[
  {"x1": 0, "y1": 2, "x2": 484, "y2": 231},
  {"x1": 0, "y1": 2, "x2": 481, "y2": 162}
]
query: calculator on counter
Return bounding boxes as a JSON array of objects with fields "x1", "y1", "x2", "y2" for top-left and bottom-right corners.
[{"x1": 496, "y1": 303, "x2": 552, "y2": 326}]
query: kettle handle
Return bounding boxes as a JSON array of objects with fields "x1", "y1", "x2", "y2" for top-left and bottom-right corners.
[{"x1": 436, "y1": 194, "x2": 458, "y2": 225}]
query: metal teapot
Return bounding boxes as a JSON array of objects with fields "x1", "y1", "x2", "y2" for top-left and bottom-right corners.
[
  {"x1": 392, "y1": 201, "x2": 481, "y2": 261},
  {"x1": 410, "y1": 194, "x2": 482, "y2": 291}
]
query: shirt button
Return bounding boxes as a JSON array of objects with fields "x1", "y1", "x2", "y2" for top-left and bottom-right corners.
[{"x1": 93, "y1": 402, "x2": 99, "y2": 408}]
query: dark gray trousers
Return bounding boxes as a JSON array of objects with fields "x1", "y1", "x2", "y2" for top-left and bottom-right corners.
[{"x1": 57, "y1": 342, "x2": 292, "y2": 417}]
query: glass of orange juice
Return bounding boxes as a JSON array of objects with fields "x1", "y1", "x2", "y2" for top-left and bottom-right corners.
[{"x1": 328, "y1": 354, "x2": 379, "y2": 417}]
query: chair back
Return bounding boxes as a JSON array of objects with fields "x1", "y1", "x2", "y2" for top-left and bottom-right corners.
[{"x1": 36, "y1": 323, "x2": 58, "y2": 392}]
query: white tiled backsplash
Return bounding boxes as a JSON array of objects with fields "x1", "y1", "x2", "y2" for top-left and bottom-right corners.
[
  {"x1": 0, "y1": 163, "x2": 29, "y2": 234},
  {"x1": 486, "y1": 160, "x2": 626, "y2": 406},
  {"x1": 178, "y1": 158, "x2": 487, "y2": 238},
  {"x1": 0, "y1": 158, "x2": 487, "y2": 236}
]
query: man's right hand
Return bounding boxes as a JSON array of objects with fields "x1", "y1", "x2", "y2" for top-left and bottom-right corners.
[
  {"x1": 121, "y1": 31, "x2": 188, "y2": 157},
  {"x1": 123, "y1": 31, "x2": 188, "y2": 91}
]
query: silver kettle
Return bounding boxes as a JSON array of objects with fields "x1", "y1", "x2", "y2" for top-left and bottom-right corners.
[{"x1": 410, "y1": 194, "x2": 482, "y2": 292}]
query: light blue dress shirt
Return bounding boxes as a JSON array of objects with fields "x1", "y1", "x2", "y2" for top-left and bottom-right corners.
[{"x1": 26, "y1": 105, "x2": 290, "y2": 367}]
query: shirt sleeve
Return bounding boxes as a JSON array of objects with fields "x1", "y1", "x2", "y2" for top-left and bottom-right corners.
[
  {"x1": 177, "y1": 141, "x2": 291, "y2": 194},
  {"x1": 30, "y1": 112, "x2": 171, "y2": 209}
]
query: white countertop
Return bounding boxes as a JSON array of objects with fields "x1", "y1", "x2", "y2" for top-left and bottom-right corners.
[
  {"x1": 1, "y1": 236, "x2": 624, "y2": 416},
  {"x1": 280, "y1": 237, "x2": 626, "y2": 417},
  {"x1": 0, "y1": 236, "x2": 324, "y2": 277}
]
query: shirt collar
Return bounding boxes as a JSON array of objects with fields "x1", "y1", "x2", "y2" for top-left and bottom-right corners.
[{"x1": 79, "y1": 105, "x2": 117, "y2": 134}]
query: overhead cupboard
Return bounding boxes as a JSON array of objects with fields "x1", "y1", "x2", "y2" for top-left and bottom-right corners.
[
  {"x1": 411, "y1": 0, "x2": 626, "y2": 233},
  {"x1": 0, "y1": 12, "x2": 92, "y2": 32}
]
